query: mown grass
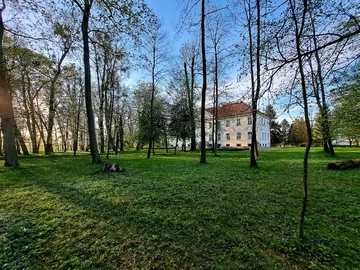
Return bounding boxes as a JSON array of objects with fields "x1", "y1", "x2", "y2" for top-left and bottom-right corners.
[{"x1": 0, "y1": 148, "x2": 359, "y2": 269}]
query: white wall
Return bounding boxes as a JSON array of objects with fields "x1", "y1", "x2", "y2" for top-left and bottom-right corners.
[
  {"x1": 168, "y1": 112, "x2": 271, "y2": 149},
  {"x1": 204, "y1": 112, "x2": 271, "y2": 148}
]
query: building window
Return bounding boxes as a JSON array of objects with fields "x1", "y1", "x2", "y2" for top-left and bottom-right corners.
[
  {"x1": 237, "y1": 132, "x2": 241, "y2": 140},
  {"x1": 248, "y1": 132, "x2": 252, "y2": 140},
  {"x1": 217, "y1": 133, "x2": 221, "y2": 141},
  {"x1": 226, "y1": 119, "x2": 230, "y2": 127},
  {"x1": 226, "y1": 133, "x2": 230, "y2": 140},
  {"x1": 237, "y1": 118, "x2": 241, "y2": 126},
  {"x1": 209, "y1": 135, "x2": 213, "y2": 141},
  {"x1": 248, "y1": 117, "x2": 252, "y2": 125},
  {"x1": 226, "y1": 144, "x2": 230, "y2": 147},
  {"x1": 217, "y1": 121, "x2": 221, "y2": 128},
  {"x1": 208, "y1": 122, "x2": 212, "y2": 129}
]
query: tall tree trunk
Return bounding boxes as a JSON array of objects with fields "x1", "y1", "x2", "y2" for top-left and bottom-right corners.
[
  {"x1": 78, "y1": 1, "x2": 101, "y2": 163},
  {"x1": 200, "y1": 0, "x2": 207, "y2": 164},
  {"x1": 25, "y1": 75, "x2": 39, "y2": 153},
  {"x1": 119, "y1": 113, "x2": 124, "y2": 152},
  {"x1": 308, "y1": 8, "x2": 335, "y2": 157},
  {"x1": 290, "y1": 0, "x2": 312, "y2": 239},
  {"x1": 0, "y1": 86, "x2": 19, "y2": 165},
  {"x1": 174, "y1": 136, "x2": 178, "y2": 154},
  {"x1": 106, "y1": 85, "x2": 115, "y2": 160},
  {"x1": 35, "y1": 102, "x2": 46, "y2": 150},
  {"x1": 250, "y1": 116, "x2": 258, "y2": 167},
  {"x1": 99, "y1": 101, "x2": 105, "y2": 153},
  {"x1": 212, "y1": 83, "x2": 215, "y2": 152},
  {"x1": 79, "y1": 116, "x2": 86, "y2": 151},
  {"x1": 15, "y1": 139, "x2": 20, "y2": 154},
  {"x1": 104, "y1": 62, "x2": 116, "y2": 156},
  {"x1": 99, "y1": 84, "x2": 105, "y2": 154},
  {"x1": 95, "y1": 49, "x2": 107, "y2": 154},
  {"x1": 0, "y1": 127, "x2": 3, "y2": 156},
  {"x1": 54, "y1": 124, "x2": 59, "y2": 151},
  {"x1": 0, "y1": 3, "x2": 19, "y2": 166},
  {"x1": 190, "y1": 56, "x2": 196, "y2": 151},
  {"x1": 114, "y1": 127, "x2": 119, "y2": 155},
  {"x1": 165, "y1": 130, "x2": 168, "y2": 153},
  {"x1": 57, "y1": 117, "x2": 65, "y2": 152},
  {"x1": 29, "y1": 100, "x2": 39, "y2": 153},
  {"x1": 214, "y1": 83, "x2": 219, "y2": 153},
  {"x1": 73, "y1": 111, "x2": 80, "y2": 156},
  {"x1": 45, "y1": 78, "x2": 57, "y2": 154},
  {"x1": 13, "y1": 123, "x2": 30, "y2": 155},
  {"x1": 64, "y1": 118, "x2": 69, "y2": 152},
  {"x1": 213, "y1": 47, "x2": 219, "y2": 156},
  {"x1": 26, "y1": 76, "x2": 40, "y2": 153},
  {"x1": 20, "y1": 74, "x2": 34, "y2": 151},
  {"x1": 254, "y1": 0, "x2": 261, "y2": 160},
  {"x1": 184, "y1": 60, "x2": 196, "y2": 151},
  {"x1": 321, "y1": 105, "x2": 334, "y2": 155},
  {"x1": 45, "y1": 50, "x2": 69, "y2": 154},
  {"x1": 147, "y1": 42, "x2": 156, "y2": 159},
  {"x1": 73, "y1": 91, "x2": 82, "y2": 157},
  {"x1": 246, "y1": 0, "x2": 259, "y2": 167}
]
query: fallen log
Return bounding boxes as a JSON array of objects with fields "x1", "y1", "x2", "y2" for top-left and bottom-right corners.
[
  {"x1": 102, "y1": 163, "x2": 122, "y2": 172},
  {"x1": 327, "y1": 159, "x2": 360, "y2": 170}
]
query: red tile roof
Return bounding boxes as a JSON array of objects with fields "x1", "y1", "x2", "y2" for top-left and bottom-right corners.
[{"x1": 206, "y1": 101, "x2": 253, "y2": 118}]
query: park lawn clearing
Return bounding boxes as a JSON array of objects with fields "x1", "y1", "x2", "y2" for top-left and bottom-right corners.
[{"x1": 0, "y1": 148, "x2": 359, "y2": 269}]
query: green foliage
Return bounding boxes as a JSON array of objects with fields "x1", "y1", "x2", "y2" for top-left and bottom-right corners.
[
  {"x1": 168, "y1": 94, "x2": 191, "y2": 142},
  {"x1": 288, "y1": 118, "x2": 308, "y2": 146},
  {"x1": 135, "y1": 83, "x2": 168, "y2": 147},
  {"x1": 0, "y1": 149, "x2": 359, "y2": 269},
  {"x1": 280, "y1": 119, "x2": 290, "y2": 145},
  {"x1": 4, "y1": 43, "x2": 51, "y2": 68},
  {"x1": 312, "y1": 112, "x2": 325, "y2": 145},
  {"x1": 331, "y1": 73, "x2": 360, "y2": 143},
  {"x1": 264, "y1": 105, "x2": 282, "y2": 145},
  {"x1": 53, "y1": 22, "x2": 71, "y2": 39}
]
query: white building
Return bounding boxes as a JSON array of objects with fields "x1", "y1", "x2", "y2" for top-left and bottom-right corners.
[
  {"x1": 203, "y1": 101, "x2": 271, "y2": 148},
  {"x1": 169, "y1": 101, "x2": 271, "y2": 149}
]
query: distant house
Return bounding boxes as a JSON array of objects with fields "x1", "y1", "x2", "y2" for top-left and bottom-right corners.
[
  {"x1": 170, "y1": 101, "x2": 271, "y2": 149},
  {"x1": 203, "y1": 101, "x2": 271, "y2": 148}
]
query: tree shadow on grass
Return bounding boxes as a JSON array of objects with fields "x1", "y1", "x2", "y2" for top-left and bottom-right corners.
[{"x1": 26, "y1": 165, "x2": 296, "y2": 269}]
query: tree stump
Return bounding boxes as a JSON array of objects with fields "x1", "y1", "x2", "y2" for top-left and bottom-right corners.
[
  {"x1": 102, "y1": 163, "x2": 122, "y2": 172},
  {"x1": 327, "y1": 159, "x2": 360, "y2": 170}
]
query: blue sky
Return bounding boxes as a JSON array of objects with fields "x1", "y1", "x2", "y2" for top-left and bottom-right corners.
[
  {"x1": 146, "y1": 0, "x2": 181, "y2": 34},
  {"x1": 142, "y1": 0, "x2": 302, "y2": 122}
]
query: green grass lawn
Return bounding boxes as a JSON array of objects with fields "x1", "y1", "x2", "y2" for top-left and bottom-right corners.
[{"x1": 0, "y1": 148, "x2": 359, "y2": 269}]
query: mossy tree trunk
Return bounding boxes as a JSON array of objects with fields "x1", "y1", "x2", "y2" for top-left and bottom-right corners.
[{"x1": 0, "y1": 2, "x2": 19, "y2": 166}]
